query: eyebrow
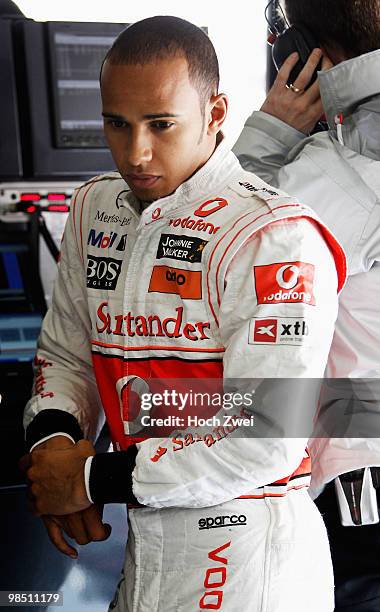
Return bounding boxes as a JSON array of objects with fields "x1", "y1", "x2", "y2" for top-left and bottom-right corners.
[{"x1": 102, "y1": 112, "x2": 181, "y2": 120}]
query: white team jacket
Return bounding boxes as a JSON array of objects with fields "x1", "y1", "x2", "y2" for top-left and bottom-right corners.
[
  {"x1": 24, "y1": 141, "x2": 346, "y2": 508},
  {"x1": 234, "y1": 50, "x2": 380, "y2": 497}
]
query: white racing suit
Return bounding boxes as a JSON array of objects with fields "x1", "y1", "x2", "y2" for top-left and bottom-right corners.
[{"x1": 24, "y1": 141, "x2": 346, "y2": 611}]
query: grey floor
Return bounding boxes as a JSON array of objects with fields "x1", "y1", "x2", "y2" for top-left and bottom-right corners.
[{"x1": 0, "y1": 486, "x2": 128, "y2": 612}]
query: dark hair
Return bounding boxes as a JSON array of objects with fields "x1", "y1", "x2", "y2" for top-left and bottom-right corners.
[
  {"x1": 284, "y1": 0, "x2": 380, "y2": 57},
  {"x1": 0, "y1": 0, "x2": 24, "y2": 16},
  {"x1": 102, "y1": 16, "x2": 219, "y2": 107}
]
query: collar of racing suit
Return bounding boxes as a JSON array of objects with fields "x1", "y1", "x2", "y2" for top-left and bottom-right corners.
[
  {"x1": 116, "y1": 136, "x2": 241, "y2": 225},
  {"x1": 318, "y1": 48, "x2": 380, "y2": 129}
]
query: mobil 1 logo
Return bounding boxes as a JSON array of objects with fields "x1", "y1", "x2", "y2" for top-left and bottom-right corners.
[
  {"x1": 156, "y1": 234, "x2": 208, "y2": 263},
  {"x1": 87, "y1": 256, "x2": 122, "y2": 290}
]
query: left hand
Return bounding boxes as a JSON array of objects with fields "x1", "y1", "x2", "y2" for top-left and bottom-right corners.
[{"x1": 20, "y1": 439, "x2": 95, "y2": 516}]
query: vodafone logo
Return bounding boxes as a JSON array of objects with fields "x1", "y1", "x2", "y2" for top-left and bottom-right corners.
[
  {"x1": 276, "y1": 264, "x2": 299, "y2": 290},
  {"x1": 152, "y1": 207, "x2": 161, "y2": 221},
  {"x1": 254, "y1": 261, "x2": 316, "y2": 306},
  {"x1": 194, "y1": 198, "x2": 228, "y2": 218}
]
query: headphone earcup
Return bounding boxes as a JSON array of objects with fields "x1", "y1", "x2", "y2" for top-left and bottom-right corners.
[{"x1": 272, "y1": 24, "x2": 320, "y2": 86}]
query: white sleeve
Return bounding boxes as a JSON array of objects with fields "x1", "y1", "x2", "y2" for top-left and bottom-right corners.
[
  {"x1": 23, "y1": 186, "x2": 104, "y2": 446},
  {"x1": 233, "y1": 110, "x2": 306, "y2": 186},
  {"x1": 131, "y1": 218, "x2": 339, "y2": 508}
]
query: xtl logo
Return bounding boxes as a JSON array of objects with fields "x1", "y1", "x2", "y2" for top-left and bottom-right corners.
[
  {"x1": 249, "y1": 317, "x2": 311, "y2": 346},
  {"x1": 88, "y1": 229, "x2": 127, "y2": 252},
  {"x1": 87, "y1": 256, "x2": 122, "y2": 290}
]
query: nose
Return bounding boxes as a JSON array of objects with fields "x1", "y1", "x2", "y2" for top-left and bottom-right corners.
[{"x1": 126, "y1": 128, "x2": 152, "y2": 167}]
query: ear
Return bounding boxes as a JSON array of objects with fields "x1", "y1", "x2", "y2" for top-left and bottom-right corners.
[{"x1": 207, "y1": 93, "x2": 228, "y2": 135}]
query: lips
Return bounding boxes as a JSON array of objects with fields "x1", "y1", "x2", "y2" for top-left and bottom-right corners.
[{"x1": 126, "y1": 174, "x2": 160, "y2": 190}]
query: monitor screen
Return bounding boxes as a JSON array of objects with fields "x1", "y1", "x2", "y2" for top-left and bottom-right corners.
[
  {"x1": 0, "y1": 243, "x2": 29, "y2": 312},
  {"x1": 49, "y1": 25, "x2": 124, "y2": 149},
  {"x1": 0, "y1": 241, "x2": 44, "y2": 361}
]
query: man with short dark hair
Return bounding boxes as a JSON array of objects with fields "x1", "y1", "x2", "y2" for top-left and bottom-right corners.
[
  {"x1": 22, "y1": 16, "x2": 345, "y2": 611},
  {"x1": 234, "y1": 1, "x2": 380, "y2": 609}
]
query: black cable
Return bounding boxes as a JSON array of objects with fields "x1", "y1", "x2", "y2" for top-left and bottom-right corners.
[
  {"x1": 39, "y1": 214, "x2": 60, "y2": 263},
  {"x1": 265, "y1": 0, "x2": 288, "y2": 37}
]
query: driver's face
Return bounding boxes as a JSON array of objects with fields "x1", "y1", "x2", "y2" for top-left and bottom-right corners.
[{"x1": 101, "y1": 56, "x2": 214, "y2": 202}]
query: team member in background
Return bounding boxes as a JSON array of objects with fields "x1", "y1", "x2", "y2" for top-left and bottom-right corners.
[
  {"x1": 21, "y1": 16, "x2": 345, "y2": 612},
  {"x1": 234, "y1": 0, "x2": 380, "y2": 609}
]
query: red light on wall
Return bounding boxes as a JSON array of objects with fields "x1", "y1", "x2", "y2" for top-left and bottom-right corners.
[
  {"x1": 21, "y1": 193, "x2": 41, "y2": 202},
  {"x1": 26, "y1": 205, "x2": 37, "y2": 213},
  {"x1": 47, "y1": 205, "x2": 69, "y2": 212},
  {"x1": 47, "y1": 193, "x2": 66, "y2": 201}
]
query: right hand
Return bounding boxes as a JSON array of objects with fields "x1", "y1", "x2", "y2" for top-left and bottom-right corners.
[
  {"x1": 31, "y1": 436, "x2": 112, "y2": 558},
  {"x1": 261, "y1": 48, "x2": 333, "y2": 134}
]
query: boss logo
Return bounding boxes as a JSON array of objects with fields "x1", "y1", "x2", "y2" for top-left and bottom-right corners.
[
  {"x1": 86, "y1": 256, "x2": 122, "y2": 290},
  {"x1": 198, "y1": 515, "x2": 247, "y2": 530}
]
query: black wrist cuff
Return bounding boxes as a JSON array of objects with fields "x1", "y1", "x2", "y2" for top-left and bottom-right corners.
[
  {"x1": 89, "y1": 445, "x2": 139, "y2": 505},
  {"x1": 26, "y1": 409, "x2": 83, "y2": 450}
]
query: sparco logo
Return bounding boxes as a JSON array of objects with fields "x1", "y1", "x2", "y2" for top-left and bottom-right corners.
[
  {"x1": 156, "y1": 234, "x2": 207, "y2": 263},
  {"x1": 88, "y1": 229, "x2": 127, "y2": 251},
  {"x1": 199, "y1": 515, "x2": 247, "y2": 530},
  {"x1": 87, "y1": 256, "x2": 122, "y2": 290},
  {"x1": 96, "y1": 302, "x2": 210, "y2": 341},
  {"x1": 250, "y1": 317, "x2": 311, "y2": 346},
  {"x1": 169, "y1": 216, "x2": 220, "y2": 235},
  {"x1": 254, "y1": 261, "x2": 316, "y2": 306},
  {"x1": 95, "y1": 210, "x2": 131, "y2": 227},
  {"x1": 199, "y1": 541, "x2": 231, "y2": 610},
  {"x1": 238, "y1": 181, "x2": 278, "y2": 197}
]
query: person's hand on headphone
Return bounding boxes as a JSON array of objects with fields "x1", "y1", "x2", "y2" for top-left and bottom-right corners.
[{"x1": 261, "y1": 49, "x2": 333, "y2": 134}]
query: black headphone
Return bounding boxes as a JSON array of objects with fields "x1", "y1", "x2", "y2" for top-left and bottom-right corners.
[{"x1": 265, "y1": 0, "x2": 321, "y2": 87}]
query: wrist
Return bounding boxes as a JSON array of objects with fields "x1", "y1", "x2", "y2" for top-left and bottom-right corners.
[
  {"x1": 31, "y1": 433, "x2": 76, "y2": 452},
  {"x1": 72, "y1": 442, "x2": 95, "y2": 510},
  {"x1": 88, "y1": 446, "x2": 138, "y2": 505},
  {"x1": 26, "y1": 409, "x2": 83, "y2": 451}
]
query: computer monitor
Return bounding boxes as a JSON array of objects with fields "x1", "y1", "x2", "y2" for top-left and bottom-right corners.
[
  {"x1": 0, "y1": 218, "x2": 45, "y2": 362},
  {"x1": 13, "y1": 20, "x2": 126, "y2": 179},
  {"x1": 0, "y1": 19, "x2": 23, "y2": 179},
  {"x1": 48, "y1": 24, "x2": 118, "y2": 149}
]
